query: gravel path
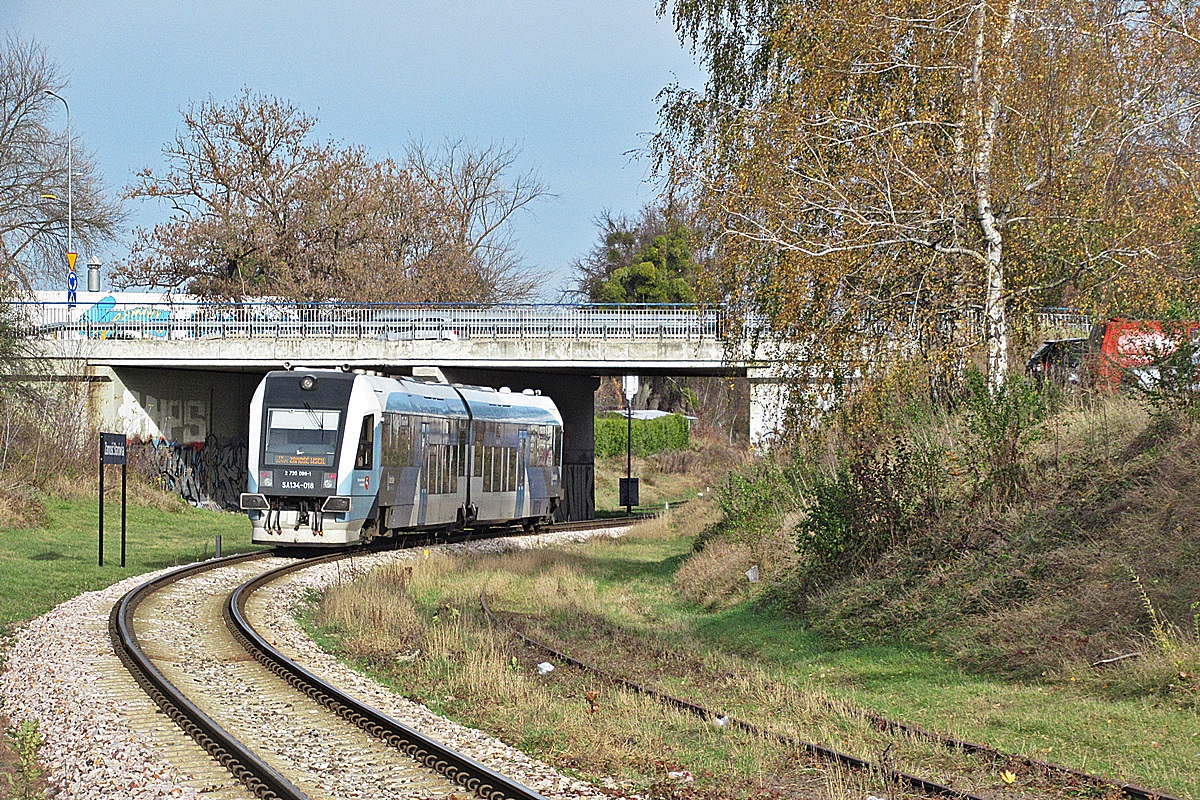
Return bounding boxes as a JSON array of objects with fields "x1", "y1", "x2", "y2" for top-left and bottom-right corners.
[{"x1": 0, "y1": 525, "x2": 632, "y2": 800}]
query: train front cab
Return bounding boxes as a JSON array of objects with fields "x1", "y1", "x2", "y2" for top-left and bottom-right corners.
[{"x1": 242, "y1": 370, "x2": 381, "y2": 546}]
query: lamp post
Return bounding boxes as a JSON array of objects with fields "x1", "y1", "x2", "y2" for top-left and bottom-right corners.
[{"x1": 45, "y1": 90, "x2": 75, "y2": 307}]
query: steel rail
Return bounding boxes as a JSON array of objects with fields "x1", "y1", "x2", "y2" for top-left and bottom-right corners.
[
  {"x1": 109, "y1": 551, "x2": 310, "y2": 800},
  {"x1": 482, "y1": 593, "x2": 1182, "y2": 800},
  {"x1": 227, "y1": 556, "x2": 549, "y2": 800},
  {"x1": 108, "y1": 518, "x2": 641, "y2": 800},
  {"x1": 482, "y1": 591, "x2": 988, "y2": 800}
]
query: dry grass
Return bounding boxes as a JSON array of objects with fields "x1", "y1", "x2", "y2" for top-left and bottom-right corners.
[
  {"x1": 316, "y1": 560, "x2": 427, "y2": 660},
  {"x1": 309, "y1": 520, "x2": 1059, "y2": 799},
  {"x1": 674, "y1": 542, "x2": 757, "y2": 610},
  {"x1": 0, "y1": 482, "x2": 47, "y2": 530},
  {"x1": 675, "y1": 509, "x2": 798, "y2": 611}
]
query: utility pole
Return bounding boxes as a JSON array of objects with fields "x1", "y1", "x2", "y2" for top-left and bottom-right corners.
[{"x1": 45, "y1": 90, "x2": 76, "y2": 309}]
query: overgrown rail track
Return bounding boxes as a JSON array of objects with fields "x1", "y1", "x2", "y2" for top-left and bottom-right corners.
[{"x1": 482, "y1": 592, "x2": 1184, "y2": 800}]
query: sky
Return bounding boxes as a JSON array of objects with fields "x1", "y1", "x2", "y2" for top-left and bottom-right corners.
[{"x1": 2, "y1": 1, "x2": 705, "y2": 299}]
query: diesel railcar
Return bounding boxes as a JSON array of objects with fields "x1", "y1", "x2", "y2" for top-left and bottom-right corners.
[{"x1": 240, "y1": 369, "x2": 562, "y2": 546}]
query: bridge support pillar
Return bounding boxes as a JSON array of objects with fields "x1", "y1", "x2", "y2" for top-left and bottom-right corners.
[
  {"x1": 748, "y1": 366, "x2": 788, "y2": 449},
  {"x1": 438, "y1": 369, "x2": 599, "y2": 522}
]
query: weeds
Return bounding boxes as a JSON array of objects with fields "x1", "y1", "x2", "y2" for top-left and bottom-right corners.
[
  {"x1": 961, "y1": 368, "x2": 1051, "y2": 506},
  {"x1": 4, "y1": 719, "x2": 44, "y2": 800},
  {"x1": 1117, "y1": 567, "x2": 1200, "y2": 705}
]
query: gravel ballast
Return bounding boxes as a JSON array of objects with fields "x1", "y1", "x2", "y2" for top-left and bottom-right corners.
[{"x1": 0, "y1": 525, "x2": 632, "y2": 799}]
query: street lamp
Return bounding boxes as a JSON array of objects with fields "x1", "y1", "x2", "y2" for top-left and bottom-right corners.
[{"x1": 45, "y1": 90, "x2": 76, "y2": 307}]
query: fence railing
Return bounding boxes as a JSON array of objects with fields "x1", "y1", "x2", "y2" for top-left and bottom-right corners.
[
  {"x1": 14, "y1": 299, "x2": 1095, "y2": 345},
  {"x1": 15, "y1": 301, "x2": 724, "y2": 342}
]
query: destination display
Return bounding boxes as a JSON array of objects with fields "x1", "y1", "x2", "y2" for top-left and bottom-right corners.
[{"x1": 266, "y1": 453, "x2": 334, "y2": 466}]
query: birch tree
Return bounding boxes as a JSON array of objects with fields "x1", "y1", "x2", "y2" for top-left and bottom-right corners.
[{"x1": 657, "y1": 1, "x2": 1200, "y2": 394}]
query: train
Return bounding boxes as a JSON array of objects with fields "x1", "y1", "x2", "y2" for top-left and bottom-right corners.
[{"x1": 239, "y1": 369, "x2": 563, "y2": 546}]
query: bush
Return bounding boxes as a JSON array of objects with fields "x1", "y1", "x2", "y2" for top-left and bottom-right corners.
[
  {"x1": 793, "y1": 443, "x2": 926, "y2": 590},
  {"x1": 594, "y1": 413, "x2": 690, "y2": 457},
  {"x1": 961, "y1": 368, "x2": 1050, "y2": 506}
]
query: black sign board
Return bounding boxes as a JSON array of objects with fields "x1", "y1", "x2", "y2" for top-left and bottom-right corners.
[
  {"x1": 619, "y1": 477, "x2": 640, "y2": 509},
  {"x1": 98, "y1": 433, "x2": 128, "y2": 567},
  {"x1": 101, "y1": 432, "x2": 127, "y2": 465}
]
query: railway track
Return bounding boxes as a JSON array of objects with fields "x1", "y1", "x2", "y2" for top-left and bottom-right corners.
[
  {"x1": 482, "y1": 592, "x2": 1184, "y2": 800},
  {"x1": 109, "y1": 546, "x2": 553, "y2": 800}
]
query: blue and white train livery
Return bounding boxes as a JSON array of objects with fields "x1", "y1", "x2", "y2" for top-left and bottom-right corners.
[{"x1": 240, "y1": 369, "x2": 562, "y2": 546}]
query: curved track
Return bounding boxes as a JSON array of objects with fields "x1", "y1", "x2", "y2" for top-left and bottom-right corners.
[{"x1": 110, "y1": 549, "x2": 549, "y2": 800}]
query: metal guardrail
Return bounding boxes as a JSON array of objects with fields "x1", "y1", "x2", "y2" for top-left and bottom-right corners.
[
  {"x1": 15, "y1": 299, "x2": 1093, "y2": 344},
  {"x1": 15, "y1": 301, "x2": 723, "y2": 342},
  {"x1": 1033, "y1": 308, "x2": 1094, "y2": 334}
]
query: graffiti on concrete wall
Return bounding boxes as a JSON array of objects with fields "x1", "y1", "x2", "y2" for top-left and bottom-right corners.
[{"x1": 129, "y1": 435, "x2": 247, "y2": 510}]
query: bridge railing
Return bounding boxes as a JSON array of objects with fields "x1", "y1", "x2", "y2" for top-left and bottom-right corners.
[{"x1": 15, "y1": 301, "x2": 724, "y2": 342}]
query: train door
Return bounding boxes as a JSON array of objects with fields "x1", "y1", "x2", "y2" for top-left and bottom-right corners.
[
  {"x1": 515, "y1": 428, "x2": 528, "y2": 517},
  {"x1": 417, "y1": 421, "x2": 430, "y2": 526}
]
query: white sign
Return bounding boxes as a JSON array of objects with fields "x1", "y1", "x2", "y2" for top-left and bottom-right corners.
[{"x1": 621, "y1": 374, "x2": 639, "y2": 401}]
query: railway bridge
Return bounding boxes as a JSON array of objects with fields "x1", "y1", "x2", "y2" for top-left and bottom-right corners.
[{"x1": 21, "y1": 294, "x2": 765, "y2": 520}]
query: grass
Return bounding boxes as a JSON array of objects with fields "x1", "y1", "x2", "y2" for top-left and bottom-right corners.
[
  {"x1": 0, "y1": 493, "x2": 260, "y2": 631},
  {"x1": 594, "y1": 429, "x2": 749, "y2": 513},
  {"x1": 306, "y1": 511, "x2": 1200, "y2": 800}
]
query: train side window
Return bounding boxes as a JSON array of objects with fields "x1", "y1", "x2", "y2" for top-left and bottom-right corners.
[
  {"x1": 355, "y1": 416, "x2": 374, "y2": 470},
  {"x1": 421, "y1": 436, "x2": 430, "y2": 492},
  {"x1": 398, "y1": 415, "x2": 413, "y2": 465},
  {"x1": 473, "y1": 424, "x2": 482, "y2": 477},
  {"x1": 441, "y1": 445, "x2": 449, "y2": 494}
]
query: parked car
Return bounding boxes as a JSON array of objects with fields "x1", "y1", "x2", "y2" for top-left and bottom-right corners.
[{"x1": 1026, "y1": 337, "x2": 1087, "y2": 386}]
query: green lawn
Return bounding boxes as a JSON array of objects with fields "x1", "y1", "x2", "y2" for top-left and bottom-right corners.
[
  {"x1": 0, "y1": 496, "x2": 260, "y2": 629},
  {"x1": 477, "y1": 528, "x2": 1200, "y2": 798}
]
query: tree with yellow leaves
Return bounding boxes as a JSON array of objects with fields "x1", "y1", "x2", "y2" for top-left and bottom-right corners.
[{"x1": 657, "y1": 0, "x2": 1200, "y2": 396}]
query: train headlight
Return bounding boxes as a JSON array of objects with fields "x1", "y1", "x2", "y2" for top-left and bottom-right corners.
[
  {"x1": 300, "y1": 375, "x2": 317, "y2": 391},
  {"x1": 240, "y1": 493, "x2": 269, "y2": 510},
  {"x1": 321, "y1": 496, "x2": 351, "y2": 513},
  {"x1": 259, "y1": 470, "x2": 273, "y2": 488}
]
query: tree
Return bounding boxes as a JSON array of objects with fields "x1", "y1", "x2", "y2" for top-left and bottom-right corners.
[
  {"x1": 572, "y1": 203, "x2": 698, "y2": 303},
  {"x1": 656, "y1": 1, "x2": 1200, "y2": 394},
  {"x1": 116, "y1": 91, "x2": 546, "y2": 302},
  {"x1": 0, "y1": 36, "x2": 120, "y2": 293}
]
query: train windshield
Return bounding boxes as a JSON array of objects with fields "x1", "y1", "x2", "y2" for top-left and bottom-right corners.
[{"x1": 264, "y1": 408, "x2": 341, "y2": 466}]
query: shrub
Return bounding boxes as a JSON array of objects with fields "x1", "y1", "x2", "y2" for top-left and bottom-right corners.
[
  {"x1": 793, "y1": 443, "x2": 925, "y2": 589},
  {"x1": 594, "y1": 413, "x2": 690, "y2": 457},
  {"x1": 961, "y1": 368, "x2": 1050, "y2": 506}
]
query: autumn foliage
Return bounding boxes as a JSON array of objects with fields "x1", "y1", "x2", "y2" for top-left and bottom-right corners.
[
  {"x1": 657, "y1": 1, "x2": 1200, "y2": 397},
  {"x1": 116, "y1": 91, "x2": 545, "y2": 303}
]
